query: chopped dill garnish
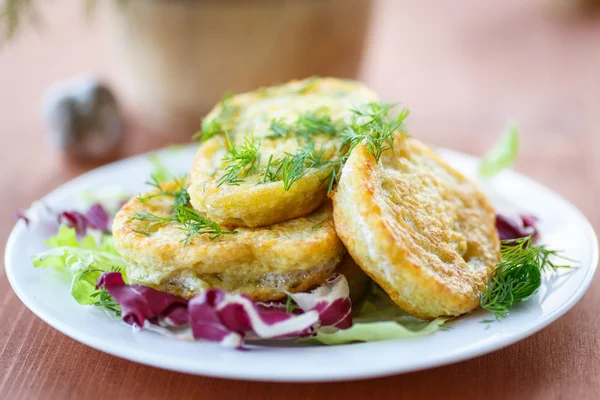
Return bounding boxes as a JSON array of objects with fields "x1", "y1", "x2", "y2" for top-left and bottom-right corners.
[
  {"x1": 216, "y1": 135, "x2": 261, "y2": 187},
  {"x1": 480, "y1": 237, "x2": 572, "y2": 320},
  {"x1": 296, "y1": 112, "x2": 338, "y2": 138},
  {"x1": 279, "y1": 153, "x2": 306, "y2": 191},
  {"x1": 134, "y1": 174, "x2": 235, "y2": 244},
  {"x1": 269, "y1": 118, "x2": 291, "y2": 138},
  {"x1": 341, "y1": 102, "x2": 410, "y2": 162},
  {"x1": 193, "y1": 92, "x2": 240, "y2": 142},
  {"x1": 317, "y1": 102, "x2": 410, "y2": 191},
  {"x1": 276, "y1": 143, "x2": 331, "y2": 190},
  {"x1": 320, "y1": 158, "x2": 345, "y2": 193},
  {"x1": 195, "y1": 119, "x2": 224, "y2": 142},
  {"x1": 271, "y1": 102, "x2": 408, "y2": 192},
  {"x1": 260, "y1": 154, "x2": 281, "y2": 184},
  {"x1": 90, "y1": 287, "x2": 122, "y2": 317},
  {"x1": 175, "y1": 204, "x2": 237, "y2": 244},
  {"x1": 132, "y1": 205, "x2": 236, "y2": 244},
  {"x1": 137, "y1": 175, "x2": 189, "y2": 207},
  {"x1": 131, "y1": 212, "x2": 174, "y2": 230},
  {"x1": 80, "y1": 267, "x2": 123, "y2": 317},
  {"x1": 214, "y1": 101, "x2": 410, "y2": 192},
  {"x1": 267, "y1": 111, "x2": 338, "y2": 139}
]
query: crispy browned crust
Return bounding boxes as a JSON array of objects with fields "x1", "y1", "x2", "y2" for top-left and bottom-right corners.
[
  {"x1": 113, "y1": 181, "x2": 345, "y2": 301},
  {"x1": 332, "y1": 135, "x2": 501, "y2": 319}
]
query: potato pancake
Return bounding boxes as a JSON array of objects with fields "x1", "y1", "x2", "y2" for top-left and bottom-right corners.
[
  {"x1": 188, "y1": 77, "x2": 378, "y2": 228},
  {"x1": 332, "y1": 134, "x2": 501, "y2": 319},
  {"x1": 113, "y1": 180, "x2": 345, "y2": 301}
]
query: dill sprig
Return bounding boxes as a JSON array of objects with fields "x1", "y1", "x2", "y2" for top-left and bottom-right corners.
[
  {"x1": 480, "y1": 237, "x2": 571, "y2": 320},
  {"x1": 134, "y1": 176, "x2": 236, "y2": 243},
  {"x1": 314, "y1": 103, "x2": 410, "y2": 191},
  {"x1": 194, "y1": 119, "x2": 224, "y2": 143},
  {"x1": 260, "y1": 154, "x2": 281, "y2": 184},
  {"x1": 216, "y1": 135, "x2": 261, "y2": 187},
  {"x1": 278, "y1": 144, "x2": 329, "y2": 190},
  {"x1": 279, "y1": 154, "x2": 305, "y2": 190},
  {"x1": 296, "y1": 112, "x2": 338, "y2": 138},
  {"x1": 215, "y1": 102, "x2": 410, "y2": 192},
  {"x1": 132, "y1": 204, "x2": 236, "y2": 244},
  {"x1": 193, "y1": 92, "x2": 239, "y2": 142},
  {"x1": 131, "y1": 212, "x2": 174, "y2": 231},
  {"x1": 341, "y1": 102, "x2": 410, "y2": 162},
  {"x1": 255, "y1": 143, "x2": 330, "y2": 188},
  {"x1": 269, "y1": 119, "x2": 290, "y2": 138},
  {"x1": 80, "y1": 267, "x2": 122, "y2": 317},
  {"x1": 269, "y1": 102, "x2": 409, "y2": 192},
  {"x1": 267, "y1": 111, "x2": 338, "y2": 139},
  {"x1": 320, "y1": 158, "x2": 345, "y2": 193},
  {"x1": 175, "y1": 205, "x2": 237, "y2": 244},
  {"x1": 137, "y1": 175, "x2": 190, "y2": 207},
  {"x1": 90, "y1": 287, "x2": 121, "y2": 317}
]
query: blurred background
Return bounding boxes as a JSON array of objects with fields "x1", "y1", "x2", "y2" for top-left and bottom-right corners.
[
  {"x1": 2, "y1": 2, "x2": 600, "y2": 397},
  {"x1": 0, "y1": 0, "x2": 599, "y2": 228}
]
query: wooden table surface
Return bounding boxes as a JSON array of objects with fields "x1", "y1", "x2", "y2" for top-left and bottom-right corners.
[{"x1": 1, "y1": 1, "x2": 599, "y2": 399}]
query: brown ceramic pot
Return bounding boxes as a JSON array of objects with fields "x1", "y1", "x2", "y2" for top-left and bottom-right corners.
[{"x1": 106, "y1": 0, "x2": 373, "y2": 134}]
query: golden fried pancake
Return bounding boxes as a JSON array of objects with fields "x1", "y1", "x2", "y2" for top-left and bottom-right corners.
[
  {"x1": 113, "y1": 181, "x2": 345, "y2": 301},
  {"x1": 189, "y1": 77, "x2": 378, "y2": 228},
  {"x1": 332, "y1": 134, "x2": 501, "y2": 319}
]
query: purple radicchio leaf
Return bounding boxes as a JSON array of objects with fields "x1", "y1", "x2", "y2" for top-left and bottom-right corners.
[
  {"x1": 97, "y1": 272, "x2": 189, "y2": 328},
  {"x1": 84, "y1": 203, "x2": 111, "y2": 232},
  {"x1": 188, "y1": 290, "x2": 320, "y2": 348},
  {"x1": 255, "y1": 299, "x2": 303, "y2": 314},
  {"x1": 287, "y1": 273, "x2": 353, "y2": 329},
  {"x1": 98, "y1": 272, "x2": 353, "y2": 349},
  {"x1": 17, "y1": 201, "x2": 112, "y2": 236},
  {"x1": 59, "y1": 211, "x2": 89, "y2": 236},
  {"x1": 496, "y1": 213, "x2": 539, "y2": 242},
  {"x1": 59, "y1": 203, "x2": 111, "y2": 235}
]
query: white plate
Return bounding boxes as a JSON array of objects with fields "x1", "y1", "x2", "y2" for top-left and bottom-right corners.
[{"x1": 5, "y1": 145, "x2": 598, "y2": 382}]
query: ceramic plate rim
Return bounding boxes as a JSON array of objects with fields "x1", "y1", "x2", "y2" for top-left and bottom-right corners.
[{"x1": 4, "y1": 147, "x2": 598, "y2": 382}]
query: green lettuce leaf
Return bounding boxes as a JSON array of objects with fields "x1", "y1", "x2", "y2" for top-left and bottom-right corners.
[
  {"x1": 309, "y1": 319, "x2": 446, "y2": 345},
  {"x1": 479, "y1": 122, "x2": 520, "y2": 179},
  {"x1": 32, "y1": 225, "x2": 127, "y2": 305},
  {"x1": 307, "y1": 284, "x2": 447, "y2": 345}
]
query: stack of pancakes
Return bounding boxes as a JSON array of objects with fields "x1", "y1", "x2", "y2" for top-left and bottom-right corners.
[{"x1": 113, "y1": 78, "x2": 501, "y2": 319}]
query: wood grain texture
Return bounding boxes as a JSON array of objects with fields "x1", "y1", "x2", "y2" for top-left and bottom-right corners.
[{"x1": 1, "y1": 1, "x2": 599, "y2": 399}]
